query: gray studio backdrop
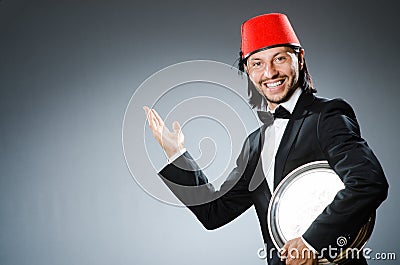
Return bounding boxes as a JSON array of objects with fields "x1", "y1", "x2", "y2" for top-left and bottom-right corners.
[{"x1": 1, "y1": 0, "x2": 399, "y2": 265}]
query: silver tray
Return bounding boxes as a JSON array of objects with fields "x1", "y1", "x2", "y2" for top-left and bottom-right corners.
[{"x1": 267, "y1": 161, "x2": 374, "y2": 264}]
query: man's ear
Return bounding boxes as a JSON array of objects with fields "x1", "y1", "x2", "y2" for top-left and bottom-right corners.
[{"x1": 299, "y1": 49, "x2": 305, "y2": 70}]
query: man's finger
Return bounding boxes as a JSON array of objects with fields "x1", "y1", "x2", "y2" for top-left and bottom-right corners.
[
  {"x1": 281, "y1": 246, "x2": 287, "y2": 255},
  {"x1": 143, "y1": 106, "x2": 153, "y2": 125},
  {"x1": 285, "y1": 256, "x2": 293, "y2": 265},
  {"x1": 149, "y1": 110, "x2": 158, "y2": 129},
  {"x1": 280, "y1": 246, "x2": 287, "y2": 261},
  {"x1": 143, "y1": 106, "x2": 151, "y2": 121},
  {"x1": 152, "y1": 108, "x2": 164, "y2": 126},
  {"x1": 172, "y1": 121, "x2": 181, "y2": 133},
  {"x1": 144, "y1": 108, "x2": 160, "y2": 133},
  {"x1": 148, "y1": 109, "x2": 159, "y2": 128}
]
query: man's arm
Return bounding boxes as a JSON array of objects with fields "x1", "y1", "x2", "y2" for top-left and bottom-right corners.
[
  {"x1": 144, "y1": 106, "x2": 254, "y2": 230},
  {"x1": 159, "y1": 144, "x2": 254, "y2": 230},
  {"x1": 302, "y1": 99, "x2": 388, "y2": 259}
]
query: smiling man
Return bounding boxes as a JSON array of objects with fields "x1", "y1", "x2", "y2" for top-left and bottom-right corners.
[{"x1": 144, "y1": 13, "x2": 388, "y2": 265}]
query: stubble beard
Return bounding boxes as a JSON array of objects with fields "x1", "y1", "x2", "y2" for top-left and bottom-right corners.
[
  {"x1": 265, "y1": 85, "x2": 296, "y2": 105},
  {"x1": 260, "y1": 78, "x2": 299, "y2": 106}
]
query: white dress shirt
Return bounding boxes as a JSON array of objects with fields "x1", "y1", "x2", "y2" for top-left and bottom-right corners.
[{"x1": 261, "y1": 87, "x2": 302, "y2": 193}]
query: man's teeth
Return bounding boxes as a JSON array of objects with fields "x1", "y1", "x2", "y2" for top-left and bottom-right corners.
[{"x1": 266, "y1": 80, "x2": 283, "y2": 88}]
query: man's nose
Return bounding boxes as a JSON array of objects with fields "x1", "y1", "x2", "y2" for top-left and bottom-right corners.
[{"x1": 262, "y1": 63, "x2": 278, "y2": 79}]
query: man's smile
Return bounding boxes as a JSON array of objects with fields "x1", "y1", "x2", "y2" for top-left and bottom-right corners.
[{"x1": 262, "y1": 78, "x2": 286, "y2": 92}]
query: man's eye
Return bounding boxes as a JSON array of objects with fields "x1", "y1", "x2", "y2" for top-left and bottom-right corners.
[
  {"x1": 275, "y1": 56, "x2": 286, "y2": 63},
  {"x1": 252, "y1": 62, "x2": 261, "y2": 67}
]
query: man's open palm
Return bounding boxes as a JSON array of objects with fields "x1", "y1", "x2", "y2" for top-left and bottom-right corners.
[{"x1": 143, "y1": 106, "x2": 185, "y2": 158}]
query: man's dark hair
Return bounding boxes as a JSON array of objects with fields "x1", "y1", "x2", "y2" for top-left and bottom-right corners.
[{"x1": 237, "y1": 46, "x2": 317, "y2": 109}]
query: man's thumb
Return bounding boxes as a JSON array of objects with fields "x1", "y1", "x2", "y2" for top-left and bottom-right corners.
[{"x1": 172, "y1": 121, "x2": 181, "y2": 133}]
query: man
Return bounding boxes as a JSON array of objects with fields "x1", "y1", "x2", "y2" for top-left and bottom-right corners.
[{"x1": 143, "y1": 13, "x2": 388, "y2": 265}]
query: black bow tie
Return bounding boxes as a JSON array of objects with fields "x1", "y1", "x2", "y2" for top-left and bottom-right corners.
[{"x1": 257, "y1": 106, "x2": 292, "y2": 124}]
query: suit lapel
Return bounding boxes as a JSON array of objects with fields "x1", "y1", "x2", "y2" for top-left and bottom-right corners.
[
  {"x1": 247, "y1": 126, "x2": 270, "y2": 193},
  {"x1": 273, "y1": 92, "x2": 315, "y2": 188}
]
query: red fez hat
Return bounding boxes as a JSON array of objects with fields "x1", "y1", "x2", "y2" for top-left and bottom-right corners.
[{"x1": 241, "y1": 13, "x2": 301, "y2": 60}]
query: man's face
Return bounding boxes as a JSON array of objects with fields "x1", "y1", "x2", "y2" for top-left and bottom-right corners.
[{"x1": 245, "y1": 46, "x2": 304, "y2": 110}]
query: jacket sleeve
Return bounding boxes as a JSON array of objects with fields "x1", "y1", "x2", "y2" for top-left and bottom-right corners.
[
  {"x1": 158, "y1": 136, "x2": 255, "y2": 230},
  {"x1": 302, "y1": 99, "x2": 389, "y2": 260}
]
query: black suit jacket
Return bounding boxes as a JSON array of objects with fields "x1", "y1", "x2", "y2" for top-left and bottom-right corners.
[{"x1": 159, "y1": 91, "x2": 388, "y2": 264}]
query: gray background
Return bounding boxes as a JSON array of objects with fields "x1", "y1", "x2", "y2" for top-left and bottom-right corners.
[{"x1": 1, "y1": 0, "x2": 399, "y2": 264}]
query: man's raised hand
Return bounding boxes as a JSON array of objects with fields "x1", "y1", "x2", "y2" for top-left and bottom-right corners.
[{"x1": 143, "y1": 106, "x2": 185, "y2": 158}]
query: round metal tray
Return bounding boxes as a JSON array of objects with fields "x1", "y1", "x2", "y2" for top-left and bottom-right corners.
[{"x1": 267, "y1": 161, "x2": 374, "y2": 264}]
